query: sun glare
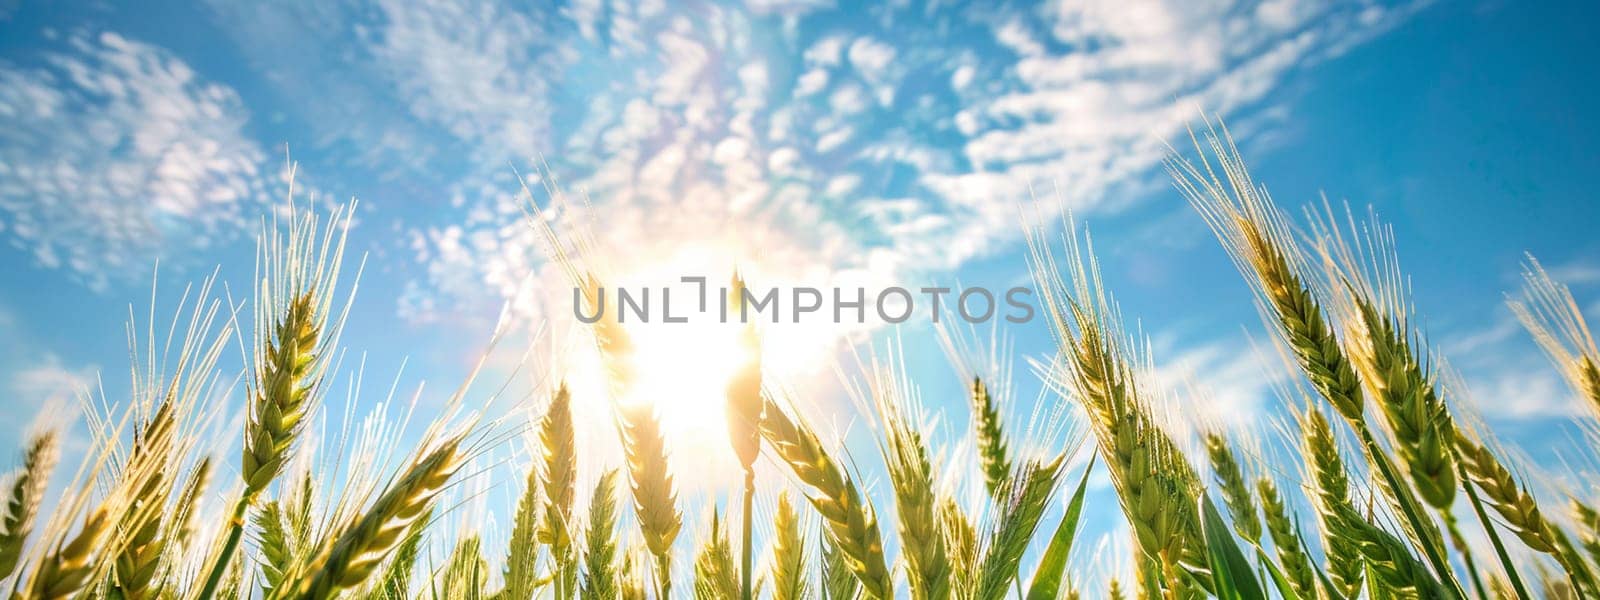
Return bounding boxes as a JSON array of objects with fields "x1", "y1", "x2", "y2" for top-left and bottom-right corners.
[{"x1": 560, "y1": 244, "x2": 852, "y2": 490}]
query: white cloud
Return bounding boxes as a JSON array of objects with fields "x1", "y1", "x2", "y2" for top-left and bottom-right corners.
[
  {"x1": 8, "y1": 356, "x2": 94, "y2": 409},
  {"x1": 0, "y1": 30, "x2": 273, "y2": 290},
  {"x1": 197, "y1": 0, "x2": 1424, "y2": 364},
  {"x1": 1146, "y1": 334, "x2": 1286, "y2": 433},
  {"x1": 363, "y1": 0, "x2": 570, "y2": 161}
]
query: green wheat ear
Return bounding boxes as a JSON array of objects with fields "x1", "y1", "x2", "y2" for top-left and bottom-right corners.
[
  {"x1": 693, "y1": 509, "x2": 739, "y2": 600},
  {"x1": 243, "y1": 291, "x2": 323, "y2": 498},
  {"x1": 969, "y1": 376, "x2": 1012, "y2": 499},
  {"x1": 769, "y1": 492, "x2": 808, "y2": 600},
  {"x1": 1202, "y1": 432, "x2": 1260, "y2": 545},
  {"x1": 581, "y1": 469, "x2": 621, "y2": 600}
]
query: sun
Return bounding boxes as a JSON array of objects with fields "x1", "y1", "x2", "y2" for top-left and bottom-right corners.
[{"x1": 559, "y1": 245, "x2": 839, "y2": 489}]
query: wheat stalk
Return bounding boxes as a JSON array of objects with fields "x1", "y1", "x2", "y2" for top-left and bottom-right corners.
[
  {"x1": 0, "y1": 430, "x2": 60, "y2": 581},
  {"x1": 727, "y1": 273, "x2": 764, "y2": 600}
]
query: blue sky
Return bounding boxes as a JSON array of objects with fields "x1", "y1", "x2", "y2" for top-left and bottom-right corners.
[{"x1": 2, "y1": 0, "x2": 1598, "y2": 580}]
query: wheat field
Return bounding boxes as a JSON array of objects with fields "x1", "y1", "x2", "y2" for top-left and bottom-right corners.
[{"x1": 2, "y1": 128, "x2": 1598, "y2": 600}]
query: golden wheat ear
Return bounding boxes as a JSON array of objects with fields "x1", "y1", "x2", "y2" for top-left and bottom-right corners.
[
  {"x1": 759, "y1": 395, "x2": 891, "y2": 599},
  {"x1": 286, "y1": 432, "x2": 467, "y2": 599},
  {"x1": 0, "y1": 429, "x2": 61, "y2": 581},
  {"x1": 535, "y1": 382, "x2": 579, "y2": 598},
  {"x1": 1511, "y1": 255, "x2": 1600, "y2": 417}
]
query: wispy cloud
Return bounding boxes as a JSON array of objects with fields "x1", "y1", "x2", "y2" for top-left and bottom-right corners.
[
  {"x1": 0, "y1": 30, "x2": 273, "y2": 290},
  {"x1": 367, "y1": 0, "x2": 1425, "y2": 330}
]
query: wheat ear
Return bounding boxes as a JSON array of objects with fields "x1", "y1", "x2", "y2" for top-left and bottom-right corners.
[
  {"x1": 1331, "y1": 502, "x2": 1446, "y2": 595},
  {"x1": 22, "y1": 506, "x2": 117, "y2": 600},
  {"x1": 586, "y1": 273, "x2": 682, "y2": 599},
  {"x1": 257, "y1": 500, "x2": 294, "y2": 594},
  {"x1": 867, "y1": 364, "x2": 947, "y2": 600},
  {"x1": 113, "y1": 401, "x2": 181, "y2": 599},
  {"x1": 937, "y1": 497, "x2": 977, "y2": 598},
  {"x1": 170, "y1": 456, "x2": 212, "y2": 552},
  {"x1": 580, "y1": 469, "x2": 620, "y2": 600},
  {"x1": 1254, "y1": 477, "x2": 1318, "y2": 599},
  {"x1": 539, "y1": 383, "x2": 579, "y2": 599},
  {"x1": 201, "y1": 290, "x2": 324, "y2": 600},
  {"x1": 619, "y1": 546, "x2": 648, "y2": 600},
  {"x1": 693, "y1": 509, "x2": 740, "y2": 600},
  {"x1": 286, "y1": 434, "x2": 464, "y2": 599},
  {"x1": 616, "y1": 401, "x2": 682, "y2": 599},
  {"x1": 439, "y1": 535, "x2": 488, "y2": 599},
  {"x1": 1203, "y1": 433, "x2": 1261, "y2": 545},
  {"x1": 0, "y1": 430, "x2": 60, "y2": 580},
  {"x1": 1175, "y1": 127, "x2": 1465, "y2": 594},
  {"x1": 760, "y1": 399, "x2": 891, "y2": 599},
  {"x1": 820, "y1": 532, "x2": 860, "y2": 600},
  {"x1": 769, "y1": 492, "x2": 808, "y2": 600},
  {"x1": 370, "y1": 508, "x2": 430, "y2": 600},
  {"x1": 1301, "y1": 408, "x2": 1364, "y2": 597},
  {"x1": 974, "y1": 455, "x2": 1065, "y2": 599},
  {"x1": 969, "y1": 377, "x2": 1012, "y2": 500},
  {"x1": 505, "y1": 442, "x2": 543, "y2": 599},
  {"x1": 1455, "y1": 430, "x2": 1596, "y2": 593},
  {"x1": 1511, "y1": 256, "x2": 1600, "y2": 417},
  {"x1": 1025, "y1": 214, "x2": 1207, "y2": 595}
]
